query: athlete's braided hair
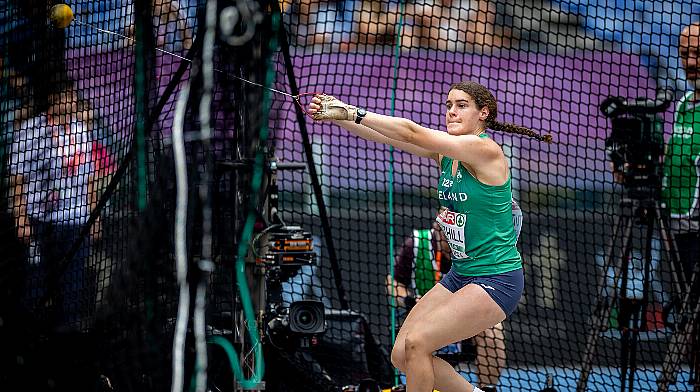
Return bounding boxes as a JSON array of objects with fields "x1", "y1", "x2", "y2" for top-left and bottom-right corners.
[{"x1": 450, "y1": 81, "x2": 553, "y2": 143}]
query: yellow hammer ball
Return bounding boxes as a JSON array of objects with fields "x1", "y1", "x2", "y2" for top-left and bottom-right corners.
[{"x1": 50, "y1": 4, "x2": 74, "y2": 29}]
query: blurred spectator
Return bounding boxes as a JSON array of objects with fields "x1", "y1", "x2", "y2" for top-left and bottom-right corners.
[
  {"x1": 66, "y1": 0, "x2": 196, "y2": 51},
  {"x1": 353, "y1": 0, "x2": 513, "y2": 51},
  {"x1": 292, "y1": 0, "x2": 357, "y2": 46},
  {"x1": 8, "y1": 82, "x2": 114, "y2": 330},
  {"x1": 403, "y1": 0, "x2": 512, "y2": 51},
  {"x1": 662, "y1": 21, "x2": 700, "y2": 314},
  {"x1": 152, "y1": 0, "x2": 194, "y2": 50},
  {"x1": 290, "y1": 0, "x2": 680, "y2": 56},
  {"x1": 124, "y1": 0, "x2": 195, "y2": 51},
  {"x1": 1, "y1": 57, "x2": 32, "y2": 144},
  {"x1": 665, "y1": 21, "x2": 700, "y2": 264},
  {"x1": 355, "y1": 0, "x2": 395, "y2": 45},
  {"x1": 658, "y1": 21, "x2": 700, "y2": 383}
]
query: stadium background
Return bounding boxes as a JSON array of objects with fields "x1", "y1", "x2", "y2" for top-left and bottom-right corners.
[{"x1": 1, "y1": 1, "x2": 698, "y2": 391}]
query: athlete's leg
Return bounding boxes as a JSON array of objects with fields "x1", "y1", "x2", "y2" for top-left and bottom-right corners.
[
  {"x1": 391, "y1": 283, "x2": 451, "y2": 371},
  {"x1": 403, "y1": 284, "x2": 506, "y2": 392},
  {"x1": 391, "y1": 284, "x2": 475, "y2": 391}
]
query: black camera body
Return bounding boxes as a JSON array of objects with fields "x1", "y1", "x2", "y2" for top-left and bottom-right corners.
[
  {"x1": 288, "y1": 300, "x2": 326, "y2": 334},
  {"x1": 256, "y1": 224, "x2": 325, "y2": 350},
  {"x1": 601, "y1": 93, "x2": 671, "y2": 199},
  {"x1": 266, "y1": 300, "x2": 326, "y2": 350}
]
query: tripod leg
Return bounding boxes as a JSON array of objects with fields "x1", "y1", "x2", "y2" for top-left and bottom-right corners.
[
  {"x1": 656, "y1": 209, "x2": 686, "y2": 300},
  {"x1": 620, "y1": 314, "x2": 631, "y2": 392},
  {"x1": 658, "y1": 262, "x2": 700, "y2": 392},
  {"x1": 576, "y1": 213, "x2": 635, "y2": 392},
  {"x1": 626, "y1": 301, "x2": 644, "y2": 392},
  {"x1": 617, "y1": 298, "x2": 644, "y2": 392},
  {"x1": 616, "y1": 216, "x2": 643, "y2": 392},
  {"x1": 625, "y1": 208, "x2": 661, "y2": 392}
]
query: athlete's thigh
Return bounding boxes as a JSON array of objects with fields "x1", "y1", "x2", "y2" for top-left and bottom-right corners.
[
  {"x1": 394, "y1": 283, "x2": 453, "y2": 351},
  {"x1": 409, "y1": 283, "x2": 507, "y2": 353}
]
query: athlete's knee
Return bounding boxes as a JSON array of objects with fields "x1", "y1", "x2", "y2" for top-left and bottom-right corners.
[
  {"x1": 404, "y1": 332, "x2": 432, "y2": 358},
  {"x1": 390, "y1": 342, "x2": 406, "y2": 371}
]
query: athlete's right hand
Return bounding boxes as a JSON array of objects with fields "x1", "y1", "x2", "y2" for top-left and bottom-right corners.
[{"x1": 308, "y1": 94, "x2": 358, "y2": 122}]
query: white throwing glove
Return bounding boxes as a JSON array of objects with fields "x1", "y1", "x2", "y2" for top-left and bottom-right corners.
[{"x1": 311, "y1": 94, "x2": 358, "y2": 122}]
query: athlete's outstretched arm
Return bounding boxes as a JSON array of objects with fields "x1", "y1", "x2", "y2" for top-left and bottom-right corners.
[
  {"x1": 332, "y1": 120, "x2": 438, "y2": 160},
  {"x1": 308, "y1": 94, "x2": 502, "y2": 169}
]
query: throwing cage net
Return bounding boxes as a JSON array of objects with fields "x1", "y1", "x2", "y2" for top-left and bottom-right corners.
[{"x1": 1, "y1": 1, "x2": 699, "y2": 392}]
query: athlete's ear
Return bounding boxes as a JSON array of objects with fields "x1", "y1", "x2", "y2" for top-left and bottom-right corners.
[{"x1": 479, "y1": 106, "x2": 489, "y2": 121}]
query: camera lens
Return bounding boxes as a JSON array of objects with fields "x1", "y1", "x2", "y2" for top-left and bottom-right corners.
[
  {"x1": 289, "y1": 300, "x2": 325, "y2": 334},
  {"x1": 291, "y1": 305, "x2": 320, "y2": 332},
  {"x1": 298, "y1": 310, "x2": 312, "y2": 324}
]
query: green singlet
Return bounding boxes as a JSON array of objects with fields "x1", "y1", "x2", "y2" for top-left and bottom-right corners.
[
  {"x1": 435, "y1": 134, "x2": 522, "y2": 276},
  {"x1": 662, "y1": 91, "x2": 700, "y2": 232}
]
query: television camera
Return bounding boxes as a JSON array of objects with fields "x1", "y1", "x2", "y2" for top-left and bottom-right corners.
[
  {"x1": 255, "y1": 224, "x2": 325, "y2": 349},
  {"x1": 600, "y1": 91, "x2": 672, "y2": 199}
]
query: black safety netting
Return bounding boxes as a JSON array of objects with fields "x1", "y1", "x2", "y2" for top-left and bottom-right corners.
[{"x1": 1, "y1": 1, "x2": 699, "y2": 392}]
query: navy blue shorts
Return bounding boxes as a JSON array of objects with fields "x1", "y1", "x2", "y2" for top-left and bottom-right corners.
[{"x1": 438, "y1": 268, "x2": 524, "y2": 317}]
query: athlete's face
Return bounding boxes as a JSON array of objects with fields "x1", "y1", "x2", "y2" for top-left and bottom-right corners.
[
  {"x1": 445, "y1": 89, "x2": 489, "y2": 135},
  {"x1": 680, "y1": 24, "x2": 700, "y2": 88}
]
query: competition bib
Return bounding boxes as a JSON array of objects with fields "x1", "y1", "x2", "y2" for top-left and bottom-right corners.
[{"x1": 436, "y1": 208, "x2": 469, "y2": 260}]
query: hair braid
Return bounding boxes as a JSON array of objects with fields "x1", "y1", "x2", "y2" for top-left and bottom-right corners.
[
  {"x1": 450, "y1": 81, "x2": 553, "y2": 144},
  {"x1": 488, "y1": 120, "x2": 553, "y2": 144}
]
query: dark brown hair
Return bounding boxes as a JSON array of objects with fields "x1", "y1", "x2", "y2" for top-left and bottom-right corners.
[{"x1": 450, "y1": 81, "x2": 552, "y2": 143}]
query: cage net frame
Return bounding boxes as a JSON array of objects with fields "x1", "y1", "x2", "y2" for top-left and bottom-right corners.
[
  {"x1": 0, "y1": 0, "x2": 275, "y2": 390},
  {"x1": 1, "y1": 1, "x2": 699, "y2": 392}
]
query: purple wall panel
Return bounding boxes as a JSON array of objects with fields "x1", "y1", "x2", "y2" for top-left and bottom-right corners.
[
  {"x1": 273, "y1": 49, "x2": 659, "y2": 192},
  {"x1": 65, "y1": 47, "x2": 194, "y2": 154},
  {"x1": 63, "y1": 46, "x2": 662, "y2": 193},
  {"x1": 66, "y1": 46, "x2": 136, "y2": 146}
]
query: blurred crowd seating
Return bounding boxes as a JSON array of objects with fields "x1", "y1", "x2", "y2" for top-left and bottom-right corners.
[
  {"x1": 285, "y1": 0, "x2": 700, "y2": 91},
  {"x1": 553, "y1": 0, "x2": 700, "y2": 92},
  {"x1": 3, "y1": 1, "x2": 699, "y2": 96}
]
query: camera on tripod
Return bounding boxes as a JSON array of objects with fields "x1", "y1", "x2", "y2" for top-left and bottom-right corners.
[
  {"x1": 255, "y1": 224, "x2": 326, "y2": 349},
  {"x1": 577, "y1": 92, "x2": 693, "y2": 392},
  {"x1": 601, "y1": 92, "x2": 671, "y2": 199}
]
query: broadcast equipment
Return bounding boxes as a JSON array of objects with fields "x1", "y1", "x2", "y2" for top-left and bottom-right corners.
[
  {"x1": 257, "y1": 225, "x2": 315, "y2": 267},
  {"x1": 254, "y1": 221, "x2": 324, "y2": 349},
  {"x1": 600, "y1": 92, "x2": 671, "y2": 199},
  {"x1": 578, "y1": 92, "x2": 685, "y2": 392},
  {"x1": 256, "y1": 225, "x2": 316, "y2": 285},
  {"x1": 266, "y1": 300, "x2": 326, "y2": 350},
  {"x1": 288, "y1": 300, "x2": 325, "y2": 335}
]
